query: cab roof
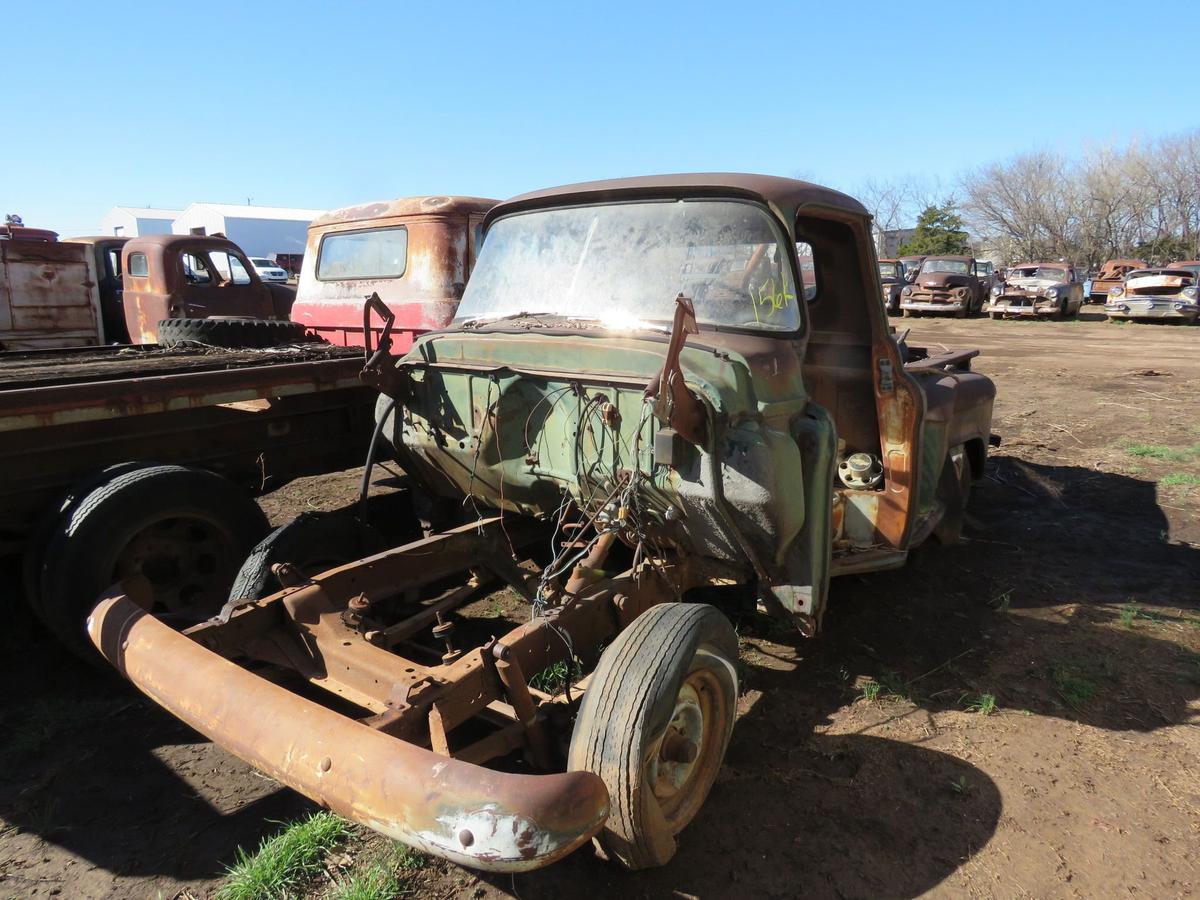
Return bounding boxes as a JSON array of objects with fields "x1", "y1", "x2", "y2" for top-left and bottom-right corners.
[
  {"x1": 490, "y1": 173, "x2": 868, "y2": 225},
  {"x1": 311, "y1": 196, "x2": 498, "y2": 229}
]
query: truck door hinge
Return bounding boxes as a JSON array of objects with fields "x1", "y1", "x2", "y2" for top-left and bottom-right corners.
[{"x1": 878, "y1": 358, "x2": 895, "y2": 393}]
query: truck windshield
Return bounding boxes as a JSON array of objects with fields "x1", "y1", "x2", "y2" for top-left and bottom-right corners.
[
  {"x1": 879, "y1": 262, "x2": 899, "y2": 278},
  {"x1": 456, "y1": 199, "x2": 801, "y2": 331},
  {"x1": 920, "y1": 259, "x2": 970, "y2": 275}
]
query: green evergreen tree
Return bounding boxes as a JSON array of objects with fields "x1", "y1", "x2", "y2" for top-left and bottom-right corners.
[{"x1": 897, "y1": 204, "x2": 971, "y2": 256}]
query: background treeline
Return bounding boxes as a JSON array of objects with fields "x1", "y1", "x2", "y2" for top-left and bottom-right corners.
[{"x1": 850, "y1": 129, "x2": 1200, "y2": 267}]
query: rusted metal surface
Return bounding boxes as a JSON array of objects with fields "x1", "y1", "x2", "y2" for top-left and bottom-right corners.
[
  {"x1": 0, "y1": 345, "x2": 372, "y2": 546},
  {"x1": 65, "y1": 236, "x2": 130, "y2": 342},
  {"x1": 292, "y1": 196, "x2": 498, "y2": 349},
  {"x1": 121, "y1": 234, "x2": 289, "y2": 344},
  {"x1": 87, "y1": 591, "x2": 609, "y2": 871},
  {"x1": 0, "y1": 237, "x2": 102, "y2": 350},
  {"x1": 1089, "y1": 258, "x2": 1145, "y2": 300}
]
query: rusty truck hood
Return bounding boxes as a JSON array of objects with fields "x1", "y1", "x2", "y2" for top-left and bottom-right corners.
[{"x1": 918, "y1": 272, "x2": 972, "y2": 289}]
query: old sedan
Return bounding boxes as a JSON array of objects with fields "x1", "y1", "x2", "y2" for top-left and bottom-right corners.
[
  {"x1": 988, "y1": 262, "x2": 1084, "y2": 319},
  {"x1": 1105, "y1": 266, "x2": 1199, "y2": 323}
]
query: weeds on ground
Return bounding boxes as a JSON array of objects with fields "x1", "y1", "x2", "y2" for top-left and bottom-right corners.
[
  {"x1": 1050, "y1": 661, "x2": 1113, "y2": 710},
  {"x1": 217, "y1": 812, "x2": 350, "y2": 900},
  {"x1": 327, "y1": 844, "x2": 424, "y2": 900},
  {"x1": 962, "y1": 692, "x2": 997, "y2": 716},
  {"x1": 858, "y1": 670, "x2": 920, "y2": 704},
  {"x1": 1160, "y1": 472, "x2": 1200, "y2": 490},
  {"x1": 529, "y1": 656, "x2": 582, "y2": 695},
  {"x1": 989, "y1": 589, "x2": 1013, "y2": 614},
  {"x1": 1118, "y1": 601, "x2": 1170, "y2": 627},
  {"x1": 949, "y1": 776, "x2": 972, "y2": 796},
  {"x1": 1123, "y1": 442, "x2": 1200, "y2": 462}
]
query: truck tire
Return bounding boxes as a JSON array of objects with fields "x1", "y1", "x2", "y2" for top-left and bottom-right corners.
[
  {"x1": 567, "y1": 602, "x2": 738, "y2": 869},
  {"x1": 156, "y1": 317, "x2": 311, "y2": 349},
  {"x1": 22, "y1": 462, "x2": 155, "y2": 611},
  {"x1": 227, "y1": 511, "x2": 385, "y2": 602},
  {"x1": 36, "y1": 465, "x2": 270, "y2": 659}
]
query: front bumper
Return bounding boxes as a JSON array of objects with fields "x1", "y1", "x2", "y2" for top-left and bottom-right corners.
[
  {"x1": 987, "y1": 297, "x2": 1061, "y2": 317},
  {"x1": 1105, "y1": 297, "x2": 1198, "y2": 321},
  {"x1": 899, "y1": 299, "x2": 967, "y2": 314},
  {"x1": 87, "y1": 592, "x2": 609, "y2": 872}
]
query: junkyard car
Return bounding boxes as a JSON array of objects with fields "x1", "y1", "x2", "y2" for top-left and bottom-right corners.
[
  {"x1": 900, "y1": 255, "x2": 987, "y2": 317},
  {"x1": 1105, "y1": 265, "x2": 1199, "y2": 323},
  {"x1": 898, "y1": 254, "x2": 925, "y2": 282},
  {"x1": 988, "y1": 262, "x2": 1085, "y2": 319},
  {"x1": 878, "y1": 258, "x2": 907, "y2": 314},
  {"x1": 1088, "y1": 258, "x2": 1145, "y2": 302},
  {"x1": 89, "y1": 175, "x2": 996, "y2": 873}
]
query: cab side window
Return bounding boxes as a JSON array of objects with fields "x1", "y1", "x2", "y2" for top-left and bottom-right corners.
[
  {"x1": 796, "y1": 241, "x2": 818, "y2": 302},
  {"x1": 182, "y1": 252, "x2": 213, "y2": 285}
]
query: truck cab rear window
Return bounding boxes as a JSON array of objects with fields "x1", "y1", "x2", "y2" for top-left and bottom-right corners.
[
  {"x1": 317, "y1": 227, "x2": 408, "y2": 280},
  {"x1": 128, "y1": 252, "x2": 148, "y2": 277}
]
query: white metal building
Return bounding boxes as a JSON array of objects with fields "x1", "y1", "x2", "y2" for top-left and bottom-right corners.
[
  {"x1": 169, "y1": 203, "x2": 325, "y2": 257},
  {"x1": 99, "y1": 207, "x2": 181, "y2": 237}
]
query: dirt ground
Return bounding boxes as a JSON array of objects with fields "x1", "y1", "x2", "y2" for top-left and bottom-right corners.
[{"x1": 2, "y1": 313, "x2": 1198, "y2": 899}]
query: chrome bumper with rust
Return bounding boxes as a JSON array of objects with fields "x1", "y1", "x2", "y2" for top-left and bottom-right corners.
[{"x1": 87, "y1": 593, "x2": 609, "y2": 872}]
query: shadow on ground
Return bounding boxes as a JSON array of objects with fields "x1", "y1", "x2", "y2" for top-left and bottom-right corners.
[{"x1": 1, "y1": 457, "x2": 1197, "y2": 896}]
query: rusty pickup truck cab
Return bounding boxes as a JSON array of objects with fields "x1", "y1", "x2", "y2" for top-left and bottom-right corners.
[
  {"x1": 90, "y1": 175, "x2": 996, "y2": 874},
  {"x1": 1089, "y1": 258, "x2": 1145, "y2": 303},
  {"x1": 988, "y1": 262, "x2": 1085, "y2": 319},
  {"x1": 121, "y1": 234, "x2": 298, "y2": 344},
  {"x1": 290, "y1": 196, "x2": 497, "y2": 349},
  {"x1": 1105, "y1": 265, "x2": 1199, "y2": 323},
  {"x1": 899, "y1": 255, "x2": 986, "y2": 317}
]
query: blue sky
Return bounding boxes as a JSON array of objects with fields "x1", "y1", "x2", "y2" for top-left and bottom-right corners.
[{"x1": 4, "y1": 0, "x2": 1196, "y2": 235}]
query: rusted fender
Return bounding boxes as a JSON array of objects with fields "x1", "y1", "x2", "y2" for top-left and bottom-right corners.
[{"x1": 87, "y1": 592, "x2": 609, "y2": 871}]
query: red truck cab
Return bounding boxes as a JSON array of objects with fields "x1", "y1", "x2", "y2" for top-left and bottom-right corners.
[{"x1": 290, "y1": 195, "x2": 497, "y2": 349}]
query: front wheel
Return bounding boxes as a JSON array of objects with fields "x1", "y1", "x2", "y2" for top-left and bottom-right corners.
[{"x1": 568, "y1": 603, "x2": 738, "y2": 869}]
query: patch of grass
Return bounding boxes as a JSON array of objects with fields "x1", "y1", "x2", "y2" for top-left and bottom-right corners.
[
  {"x1": 878, "y1": 670, "x2": 919, "y2": 702},
  {"x1": 217, "y1": 812, "x2": 350, "y2": 900},
  {"x1": 989, "y1": 589, "x2": 1013, "y2": 614},
  {"x1": 859, "y1": 680, "x2": 881, "y2": 702},
  {"x1": 962, "y1": 692, "x2": 997, "y2": 716},
  {"x1": 949, "y1": 775, "x2": 972, "y2": 796},
  {"x1": 1050, "y1": 663, "x2": 1100, "y2": 710},
  {"x1": 1124, "y1": 442, "x2": 1200, "y2": 462},
  {"x1": 1160, "y1": 472, "x2": 1200, "y2": 489},
  {"x1": 1118, "y1": 601, "x2": 1171, "y2": 627},
  {"x1": 528, "y1": 656, "x2": 582, "y2": 695},
  {"x1": 327, "y1": 844, "x2": 424, "y2": 900}
]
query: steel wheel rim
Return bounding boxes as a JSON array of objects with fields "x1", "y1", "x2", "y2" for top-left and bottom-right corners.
[
  {"x1": 109, "y1": 513, "x2": 238, "y2": 620},
  {"x1": 645, "y1": 664, "x2": 729, "y2": 831}
]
